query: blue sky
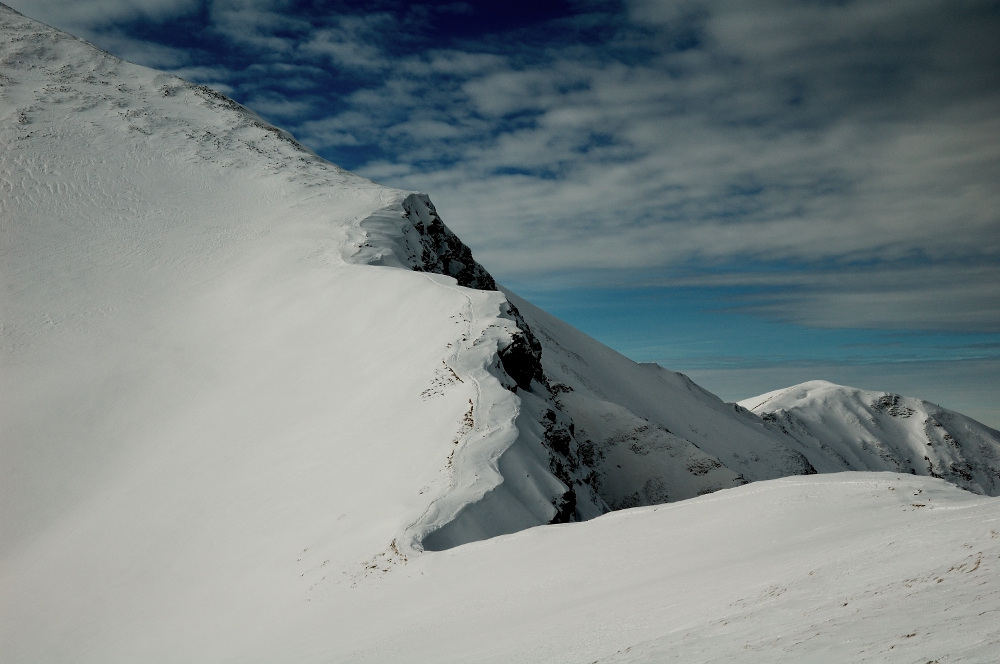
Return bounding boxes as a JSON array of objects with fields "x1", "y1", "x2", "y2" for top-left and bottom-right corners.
[{"x1": 11, "y1": 0, "x2": 1000, "y2": 425}]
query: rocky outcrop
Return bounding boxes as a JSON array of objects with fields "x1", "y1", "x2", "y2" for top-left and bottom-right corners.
[
  {"x1": 351, "y1": 193, "x2": 496, "y2": 291},
  {"x1": 497, "y1": 302, "x2": 547, "y2": 392},
  {"x1": 352, "y1": 193, "x2": 610, "y2": 536},
  {"x1": 401, "y1": 197, "x2": 497, "y2": 291}
]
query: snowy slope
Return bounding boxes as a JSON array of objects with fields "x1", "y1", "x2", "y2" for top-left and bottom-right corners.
[
  {"x1": 0, "y1": 1, "x2": 588, "y2": 580},
  {"x1": 741, "y1": 380, "x2": 1000, "y2": 496},
  {"x1": 323, "y1": 474, "x2": 1000, "y2": 664}
]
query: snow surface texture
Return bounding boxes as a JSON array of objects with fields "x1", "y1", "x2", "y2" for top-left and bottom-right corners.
[
  {"x1": 3, "y1": 6, "x2": 1000, "y2": 661},
  {"x1": 741, "y1": 380, "x2": 1000, "y2": 496}
]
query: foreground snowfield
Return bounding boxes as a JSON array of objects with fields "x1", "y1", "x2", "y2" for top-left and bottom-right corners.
[
  {"x1": 2, "y1": 5, "x2": 999, "y2": 661},
  {"x1": 334, "y1": 474, "x2": 1000, "y2": 664},
  {"x1": 6, "y1": 473, "x2": 999, "y2": 662}
]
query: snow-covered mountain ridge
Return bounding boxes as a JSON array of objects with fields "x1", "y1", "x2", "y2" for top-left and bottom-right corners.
[
  {"x1": 3, "y1": 0, "x2": 997, "y2": 556},
  {"x1": 740, "y1": 380, "x2": 1000, "y2": 496},
  {"x1": 3, "y1": 5, "x2": 999, "y2": 660},
  {"x1": 0, "y1": 0, "x2": 587, "y2": 562}
]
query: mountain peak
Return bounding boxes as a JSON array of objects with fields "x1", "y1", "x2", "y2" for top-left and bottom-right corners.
[{"x1": 742, "y1": 381, "x2": 1000, "y2": 495}]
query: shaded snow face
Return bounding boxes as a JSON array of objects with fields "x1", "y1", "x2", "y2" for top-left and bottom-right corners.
[
  {"x1": 503, "y1": 291, "x2": 822, "y2": 507},
  {"x1": 741, "y1": 380, "x2": 1000, "y2": 496}
]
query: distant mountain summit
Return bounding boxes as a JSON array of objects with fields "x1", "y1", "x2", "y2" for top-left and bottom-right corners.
[{"x1": 740, "y1": 380, "x2": 1000, "y2": 496}]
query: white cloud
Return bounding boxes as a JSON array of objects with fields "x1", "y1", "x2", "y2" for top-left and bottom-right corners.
[
  {"x1": 299, "y1": 14, "x2": 394, "y2": 71},
  {"x1": 243, "y1": 92, "x2": 312, "y2": 120},
  {"x1": 327, "y1": 1, "x2": 999, "y2": 332},
  {"x1": 88, "y1": 30, "x2": 192, "y2": 68},
  {"x1": 405, "y1": 50, "x2": 506, "y2": 77}
]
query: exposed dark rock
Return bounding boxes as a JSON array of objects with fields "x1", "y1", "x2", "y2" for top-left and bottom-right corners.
[
  {"x1": 550, "y1": 488, "x2": 577, "y2": 524},
  {"x1": 544, "y1": 412, "x2": 574, "y2": 459},
  {"x1": 402, "y1": 198, "x2": 497, "y2": 291},
  {"x1": 538, "y1": 406, "x2": 605, "y2": 522},
  {"x1": 498, "y1": 334, "x2": 539, "y2": 392},
  {"x1": 951, "y1": 462, "x2": 974, "y2": 481},
  {"x1": 872, "y1": 394, "x2": 916, "y2": 418},
  {"x1": 497, "y1": 302, "x2": 546, "y2": 392},
  {"x1": 686, "y1": 458, "x2": 723, "y2": 476},
  {"x1": 578, "y1": 439, "x2": 601, "y2": 468}
]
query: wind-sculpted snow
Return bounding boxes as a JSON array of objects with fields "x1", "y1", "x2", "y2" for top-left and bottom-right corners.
[{"x1": 741, "y1": 380, "x2": 1000, "y2": 496}]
